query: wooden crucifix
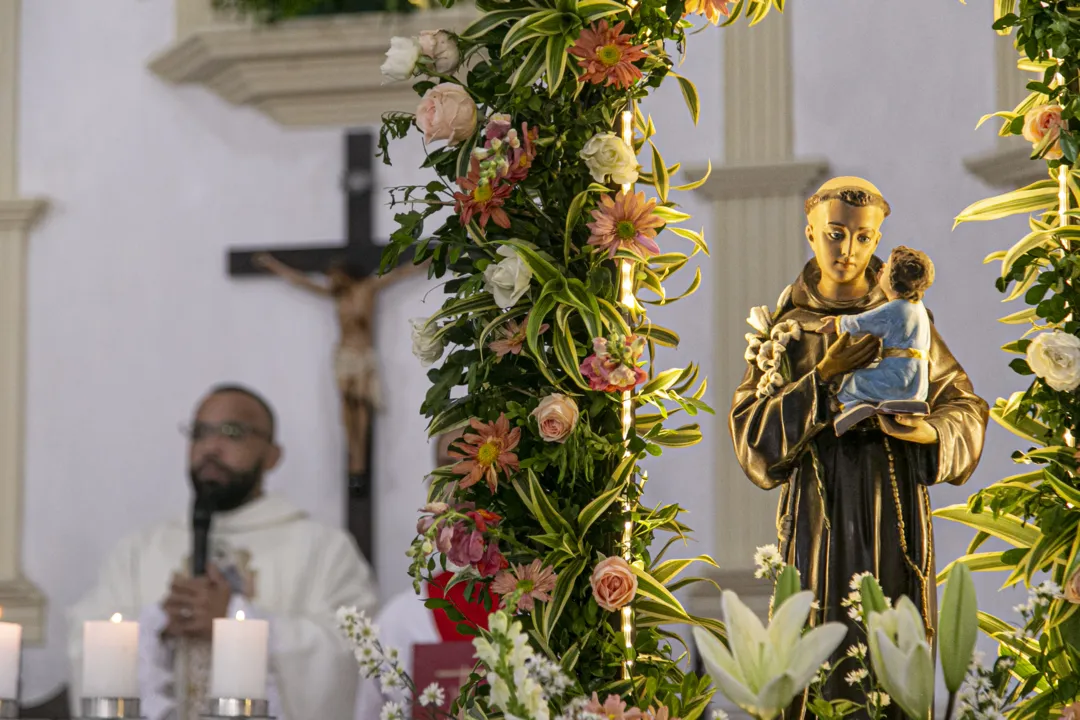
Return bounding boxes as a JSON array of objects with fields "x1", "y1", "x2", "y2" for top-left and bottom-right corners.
[{"x1": 228, "y1": 131, "x2": 419, "y2": 565}]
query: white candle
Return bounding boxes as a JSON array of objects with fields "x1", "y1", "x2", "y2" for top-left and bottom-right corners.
[
  {"x1": 0, "y1": 614, "x2": 21, "y2": 700},
  {"x1": 82, "y1": 614, "x2": 139, "y2": 698},
  {"x1": 210, "y1": 611, "x2": 269, "y2": 700}
]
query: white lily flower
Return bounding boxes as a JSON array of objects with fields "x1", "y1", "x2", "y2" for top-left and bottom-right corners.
[
  {"x1": 866, "y1": 596, "x2": 934, "y2": 720},
  {"x1": 747, "y1": 305, "x2": 772, "y2": 336},
  {"x1": 693, "y1": 591, "x2": 847, "y2": 720}
]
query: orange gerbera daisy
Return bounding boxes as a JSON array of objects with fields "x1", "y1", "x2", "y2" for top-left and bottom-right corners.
[
  {"x1": 586, "y1": 190, "x2": 664, "y2": 259},
  {"x1": 684, "y1": 0, "x2": 730, "y2": 25},
  {"x1": 488, "y1": 316, "x2": 549, "y2": 359},
  {"x1": 454, "y1": 158, "x2": 512, "y2": 229},
  {"x1": 568, "y1": 20, "x2": 647, "y2": 89},
  {"x1": 491, "y1": 559, "x2": 558, "y2": 612},
  {"x1": 449, "y1": 414, "x2": 521, "y2": 493}
]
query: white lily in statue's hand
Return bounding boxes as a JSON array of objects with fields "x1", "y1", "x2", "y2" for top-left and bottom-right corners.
[
  {"x1": 746, "y1": 305, "x2": 772, "y2": 336},
  {"x1": 866, "y1": 596, "x2": 934, "y2": 720},
  {"x1": 693, "y1": 590, "x2": 846, "y2": 720}
]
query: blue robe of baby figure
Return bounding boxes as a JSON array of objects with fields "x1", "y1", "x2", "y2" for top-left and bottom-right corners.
[{"x1": 833, "y1": 298, "x2": 931, "y2": 434}]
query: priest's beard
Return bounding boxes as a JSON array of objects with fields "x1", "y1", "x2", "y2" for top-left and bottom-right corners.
[{"x1": 189, "y1": 458, "x2": 263, "y2": 513}]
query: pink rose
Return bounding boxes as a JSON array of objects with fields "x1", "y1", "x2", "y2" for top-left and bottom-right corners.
[
  {"x1": 476, "y1": 543, "x2": 509, "y2": 578},
  {"x1": 418, "y1": 30, "x2": 461, "y2": 74},
  {"x1": 416, "y1": 83, "x2": 476, "y2": 146},
  {"x1": 590, "y1": 556, "x2": 638, "y2": 612},
  {"x1": 447, "y1": 526, "x2": 485, "y2": 566},
  {"x1": 531, "y1": 393, "x2": 580, "y2": 443},
  {"x1": 1065, "y1": 569, "x2": 1080, "y2": 604},
  {"x1": 1022, "y1": 104, "x2": 1065, "y2": 160},
  {"x1": 435, "y1": 525, "x2": 454, "y2": 554}
]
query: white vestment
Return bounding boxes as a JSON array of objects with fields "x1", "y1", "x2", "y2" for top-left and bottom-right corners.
[
  {"x1": 69, "y1": 494, "x2": 377, "y2": 720},
  {"x1": 354, "y1": 591, "x2": 437, "y2": 720}
]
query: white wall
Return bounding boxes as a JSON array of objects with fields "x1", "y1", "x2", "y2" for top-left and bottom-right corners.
[
  {"x1": 791, "y1": 0, "x2": 1028, "y2": 650},
  {"x1": 16, "y1": 0, "x2": 442, "y2": 700},
  {"x1": 15, "y1": 0, "x2": 1033, "y2": 704}
]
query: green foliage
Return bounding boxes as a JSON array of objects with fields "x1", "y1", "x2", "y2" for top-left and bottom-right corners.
[
  {"x1": 946, "y1": 2, "x2": 1080, "y2": 715},
  {"x1": 382, "y1": 0, "x2": 776, "y2": 716}
]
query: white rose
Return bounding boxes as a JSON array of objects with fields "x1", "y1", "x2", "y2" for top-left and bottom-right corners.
[
  {"x1": 483, "y1": 244, "x2": 533, "y2": 308},
  {"x1": 409, "y1": 317, "x2": 445, "y2": 367},
  {"x1": 747, "y1": 305, "x2": 772, "y2": 336},
  {"x1": 418, "y1": 30, "x2": 461, "y2": 74},
  {"x1": 381, "y1": 36, "x2": 421, "y2": 82},
  {"x1": 579, "y1": 132, "x2": 639, "y2": 185},
  {"x1": 1027, "y1": 331, "x2": 1080, "y2": 391}
]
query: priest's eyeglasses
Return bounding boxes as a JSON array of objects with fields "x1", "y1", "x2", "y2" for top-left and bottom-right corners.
[{"x1": 180, "y1": 421, "x2": 272, "y2": 444}]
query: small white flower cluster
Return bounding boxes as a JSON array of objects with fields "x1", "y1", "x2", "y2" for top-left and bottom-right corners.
[
  {"x1": 955, "y1": 657, "x2": 1008, "y2": 720},
  {"x1": 868, "y1": 692, "x2": 891, "y2": 710},
  {"x1": 842, "y1": 572, "x2": 889, "y2": 623},
  {"x1": 419, "y1": 683, "x2": 447, "y2": 708},
  {"x1": 744, "y1": 305, "x2": 802, "y2": 398},
  {"x1": 337, "y1": 607, "x2": 418, "y2": 720},
  {"x1": 845, "y1": 642, "x2": 868, "y2": 660},
  {"x1": 475, "y1": 611, "x2": 565, "y2": 720},
  {"x1": 554, "y1": 697, "x2": 605, "y2": 720},
  {"x1": 753, "y1": 544, "x2": 784, "y2": 581},
  {"x1": 1011, "y1": 581, "x2": 1061, "y2": 640},
  {"x1": 844, "y1": 668, "x2": 869, "y2": 686}
]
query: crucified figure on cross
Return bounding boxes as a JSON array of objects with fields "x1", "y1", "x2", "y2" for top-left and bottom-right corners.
[{"x1": 253, "y1": 252, "x2": 426, "y2": 480}]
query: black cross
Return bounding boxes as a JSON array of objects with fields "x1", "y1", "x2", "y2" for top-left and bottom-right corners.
[{"x1": 228, "y1": 131, "x2": 408, "y2": 567}]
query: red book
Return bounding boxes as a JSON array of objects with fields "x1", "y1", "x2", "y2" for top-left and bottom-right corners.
[{"x1": 411, "y1": 641, "x2": 478, "y2": 718}]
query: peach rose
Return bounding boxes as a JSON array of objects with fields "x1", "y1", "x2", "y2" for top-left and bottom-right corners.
[
  {"x1": 1065, "y1": 569, "x2": 1080, "y2": 604},
  {"x1": 590, "y1": 556, "x2": 637, "y2": 612},
  {"x1": 1063, "y1": 703, "x2": 1080, "y2": 720},
  {"x1": 531, "y1": 393, "x2": 579, "y2": 443},
  {"x1": 416, "y1": 83, "x2": 476, "y2": 146},
  {"x1": 1022, "y1": 104, "x2": 1064, "y2": 160}
]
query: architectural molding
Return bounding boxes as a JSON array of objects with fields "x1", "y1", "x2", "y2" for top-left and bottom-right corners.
[
  {"x1": 964, "y1": 142, "x2": 1049, "y2": 189},
  {"x1": 149, "y1": 5, "x2": 480, "y2": 128},
  {"x1": 0, "y1": 199, "x2": 48, "y2": 232},
  {"x1": 0, "y1": 0, "x2": 48, "y2": 644},
  {"x1": 690, "y1": 158, "x2": 830, "y2": 201}
]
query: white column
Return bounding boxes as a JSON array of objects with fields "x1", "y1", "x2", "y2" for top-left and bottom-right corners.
[
  {"x1": 689, "y1": 12, "x2": 828, "y2": 621},
  {"x1": 0, "y1": 0, "x2": 49, "y2": 644}
]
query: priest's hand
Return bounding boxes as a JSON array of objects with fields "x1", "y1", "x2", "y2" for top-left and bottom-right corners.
[
  {"x1": 879, "y1": 414, "x2": 938, "y2": 444},
  {"x1": 816, "y1": 332, "x2": 881, "y2": 382},
  {"x1": 162, "y1": 566, "x2": 232, "y2": 640}
]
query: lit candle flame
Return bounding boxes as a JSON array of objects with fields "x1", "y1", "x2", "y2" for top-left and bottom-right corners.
[
  {"x1": 235, "y1": 611, "x2": 246, "y2": 621},
  {"x1": 110, "y1": 613, "x2": 123, "y2": 623}
]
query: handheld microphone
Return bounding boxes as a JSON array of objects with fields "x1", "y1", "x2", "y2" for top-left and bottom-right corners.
[{"x1": 191, "y1": 493, "x2": 216, "y2": 577}]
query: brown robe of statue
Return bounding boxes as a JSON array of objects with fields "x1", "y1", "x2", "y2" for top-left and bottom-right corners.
[{"x1": 729, "y1": 257, "x2": 989, "y2": 719}]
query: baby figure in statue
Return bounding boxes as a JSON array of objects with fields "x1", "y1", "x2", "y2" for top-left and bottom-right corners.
[{"x1": 819, "y1": 245, "x2": 935, "y2": 436}]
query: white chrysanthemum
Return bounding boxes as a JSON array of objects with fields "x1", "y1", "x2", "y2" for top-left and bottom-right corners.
[
  {"x1": 849, "y1": 571, "x2": 873, "y2": 591},
  {"x1": 379, "y1": 669, "x2": 404, "y2": 691},
  {"x1": 753, "y1": 544, "x2": 783, "y2": 579},
  {"x1": 380, "y1": 701, "x2": 405, "y2": 720},
  {"x1": 870, "y1": 693, "x2": 891, "y2": 708},
  {"x1": 419, "y1": 683, "x2": 446, "y2": 707},
  {"x1": 844, "y1": 668, "x2": 868, "y2": 686},
  {"x1": 846, "y1": 643, "x2": 868, "y2": 659}
]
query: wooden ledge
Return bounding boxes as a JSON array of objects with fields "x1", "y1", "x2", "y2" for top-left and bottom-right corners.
[
  {"x1": 148, "y1": 7, "x2": 480, "y2": 128},
  {"x1": 0, "y1": 576, "x2": 46, "y2": 644}
]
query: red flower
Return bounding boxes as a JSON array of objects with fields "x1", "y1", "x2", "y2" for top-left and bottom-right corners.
[
  {"x1": 476, "y1": 543, "x2": 509, "y2": 578},
  {"x1": 467, "y1": 509, "x2": 502, "y2": 533}
]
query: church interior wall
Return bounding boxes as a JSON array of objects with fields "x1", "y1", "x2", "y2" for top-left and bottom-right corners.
[{"x1": 9, "y1": 0, "x2": 1037, "y2": 704}]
